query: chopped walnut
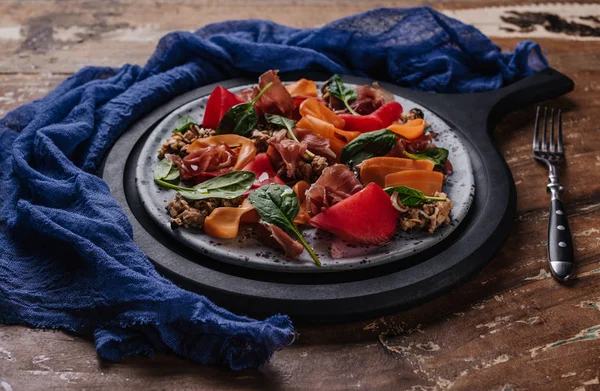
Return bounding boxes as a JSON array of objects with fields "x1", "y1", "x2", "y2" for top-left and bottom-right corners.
[
  {"x1": 251, "y1": 129, "x2": 274, "y2": 153},
  {"x1": 295, "y1": 160, "x2": 314, "y2": 183},
  {"x1": 167, "y1": 195, "x2": 205, "y2": 229},
  {"x1": 178, "y1": 209, "x2": 206, "y2": 229},
  {"x1": 158, "y1": 133, "x2": 187, "y2": 159},
  {"x1": 311, "y1": 155, "x2": 328, "y2": 178},
  {"x1": 396, "y1": 192, "x2": 453, "y2": 233},
  {"x1": 192, "y1": 124, "x2": 215, "y2": 138},
  {"x1": 221, "y1": 197, "x2": 244, "y2": 208},
  {"x1": 157, "y1": 124, "x2": 214, "y2": 158},
  {"x1": 167, "y1": 195, "x2": 189, "y2": 217},
  {"x1": 293, "y1": 155, "x2": 329, "y2": 183},
  {"x1": 167, "y1": 195, "x2": 243, "y2": 229}
]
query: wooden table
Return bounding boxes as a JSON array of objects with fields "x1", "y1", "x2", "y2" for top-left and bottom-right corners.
[{"x1": 1, "y1": 1, "x2": 600, "y2": 390}]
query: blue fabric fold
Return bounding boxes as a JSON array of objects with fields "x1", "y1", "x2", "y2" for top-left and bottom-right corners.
[{"x1": 0, "y1": 7, "x2": 546, "y2": 369}]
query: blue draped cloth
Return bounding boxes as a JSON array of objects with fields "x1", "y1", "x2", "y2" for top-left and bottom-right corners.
[{"x1": 0, "y1": 7, "x2": 546, "y2": 369}]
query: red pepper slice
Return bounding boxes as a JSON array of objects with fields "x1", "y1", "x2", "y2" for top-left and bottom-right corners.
[
  {"x1": 202, "y1": 86, "x2": 246, "y2": 129},
  {"x1": 339, "y1": 102, "x2": 403, "y2": 133},
  {"x1": 241, "y1": 153, "x2": 285, "y2": 194},
  {"x1": 309, "y1": 182, "x2": 399, "y2": 245}
]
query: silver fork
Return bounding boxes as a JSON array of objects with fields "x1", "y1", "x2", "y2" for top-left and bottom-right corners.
[{"x1": 532, "y1": 106, "x2": 574, "y2": 282}]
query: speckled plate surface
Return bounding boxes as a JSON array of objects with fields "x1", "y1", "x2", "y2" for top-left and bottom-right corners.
[{"x1": 135, "y1": 83, "x2": 475, "y2": 273}]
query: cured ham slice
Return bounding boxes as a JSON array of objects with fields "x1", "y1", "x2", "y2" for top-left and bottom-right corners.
[
  {"x1": 171, "y1": 135, "x2": 257, "y2": 183},
  {"x1": 305, "y1": 164, "x2": 363, "y2": 215},
  {"x1": 388, "y1": 132, "x2": 435, "y2": 157},
  {"x1": 257, "y1": 221, "x2": 304, "y2": 259},
  {"x1": 167, "y1": 144, "x2": 235, "y2": 181},
  {"x1": 267, "y1": 130, "x2": 307, "y2": 178},
  {"x1": 253, "y1": 70, "x2": 295, "y2": 117},
  {"x1": 350, "y1": 83, "x2": 395, "y2": 115},
  {"x1": 295, "y1": 128, "x2": 336, "y2": 161}
]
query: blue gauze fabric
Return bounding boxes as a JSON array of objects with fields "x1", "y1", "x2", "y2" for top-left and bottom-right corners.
[{"x1": 0, "y1": 7, "x2": 547, "y2": 369}]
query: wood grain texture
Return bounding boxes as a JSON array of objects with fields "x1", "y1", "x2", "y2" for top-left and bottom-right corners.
[{"x1": 1, "y1": 1, "x2": 600, "y2": 390}]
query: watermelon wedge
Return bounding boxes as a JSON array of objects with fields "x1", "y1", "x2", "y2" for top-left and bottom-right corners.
[{"x1": 310, "y1": 183, "x2": 399, "y2": 245}]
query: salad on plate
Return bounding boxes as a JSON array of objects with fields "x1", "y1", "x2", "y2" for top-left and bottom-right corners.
[{"x1": 154, "y1": 70, "x2": 454, "y2": 266}]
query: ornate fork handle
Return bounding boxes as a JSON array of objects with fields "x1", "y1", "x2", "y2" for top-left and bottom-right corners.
[{"x1": 546, "y1": 164, "x2": 574, "y2": 281}]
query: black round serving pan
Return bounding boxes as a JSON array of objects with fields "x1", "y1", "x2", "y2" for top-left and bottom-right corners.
[{"x1": 101, "y1": 68, "x2": 573, "y2": 324}]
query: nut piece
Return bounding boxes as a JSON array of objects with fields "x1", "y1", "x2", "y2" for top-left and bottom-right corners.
[
  {"x1": 397, "y1": 192, "x2": 453, "y2": 233},
  {"x1": 311, "y1": 155, "x2": 328, "y2": 178},
  {"x1": 294, "y1": 155, "x2": 329, "y2": 183},
  {"x1": 157, "y1": 124, "x2": 215, "y2": 158},
  {"x1": 167, "y1": 195, "x2": 243, "y2": 230},
  {"x1": 251, "y1": 129, "x2": 273, "y2": 153}
]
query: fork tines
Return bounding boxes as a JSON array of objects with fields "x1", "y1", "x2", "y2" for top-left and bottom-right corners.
[{"x1": 533, "y1": 106, "x2": 564, "y2": 156}]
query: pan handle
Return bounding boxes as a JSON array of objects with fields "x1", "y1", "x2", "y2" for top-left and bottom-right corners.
[
  {"x1": 387, "y1": 67, "x2": 574, "y2": 135},
  {"x1": 482, "y1": 68, "x2": 574, "y2": 130}
]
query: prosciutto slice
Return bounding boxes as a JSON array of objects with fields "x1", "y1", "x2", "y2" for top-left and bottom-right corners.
[
  {"x1": 253, "y1": 70, "x2": 295, "y2": 117},
  {"x1": 388, "y1": 133, "x2": 453, "y2": 175},
  {"x1": 257, "y1": 221, "x2": 304, "y2": 259},
  {"x1": 167, "y1": 143, "x2": 235, "y2": 182},
  {"x1": 350, "y1": 82, "x2": 395, "y2": 115},
  {"x1": 389, "y1": 132, "x2": 435, "y2": 157},
  {"x1": 295, "y1": 128, "x2": 336, "y2": 161},
  {"x1": 268, "y1": 130, "x2": 307, "y2": 178},
  {"x1": 305, "y1": 164, "x2": 363, "y2": 216}
]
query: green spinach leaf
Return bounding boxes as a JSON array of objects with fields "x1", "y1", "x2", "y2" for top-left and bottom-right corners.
[
  {"x1": 154, "y1": 159, "x2": 173, "y2": 181},
  {"x1": 384, "y1": 185, "x2": 446, "y2": 207},
  {"x1": 154, "y1": 171, "x2": 255, "y2": 200},
  {"x1": 217, "y1": 82, "x2": 273, "y2": 136},
  {"x1": 403, "y1": 148, "x2": 449, "y2": 167},
  {"x1": 249, "y1": 184, "x2": 321, "y2": 266},
  {"x1": 326, "y1": 74, "x2": 359, "y2": 115},
  {"x1": 154, "y1": 159, "x2": 180, "y2": 181},
  {"x1": 172, "y1": 115, "x2": 197, "y2": 134},
  {"x1": 265, "y1": 113, "x2": 296, "y2": 134},
  {"x1": 340, "y1": 129, "x2": 397, "y2": 165},
  {"x1": 164, "y1": 164, "x2": 180, "y2": 181}
]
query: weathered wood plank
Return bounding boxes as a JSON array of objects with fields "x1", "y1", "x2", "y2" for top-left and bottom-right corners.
[
  {"x1": 0, "y1": 202, "x2": 598, "y2": 390},
  {"x1": 1, "y1": 1, "x2": 600, "y2": 390},
  {"x1": 0, "y1": 73, "x2": 64, "y2": 118},
  {"x1": 1, "y1": 0, "x2": 599, "y2": 73}
]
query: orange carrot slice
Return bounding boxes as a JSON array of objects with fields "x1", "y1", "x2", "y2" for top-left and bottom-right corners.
[
  {"x1": 384, "y1": 170, "x2": 444, "y2": 196},
  {"x1": 292, "y1": 180, "x2": 311, "y2": 225},
  {"x1": 299, "y1": 98, "x2": 346, "y2": 129},
  {"x1": 388, "y1": 119, "x2": 425, "y2": 140},
  {"x1": 203, "y1": 199, "x2": 259, "y2": 239},
  {"x1": 296, "y1": 115, "x2": 358, "y2": 157},
  {"x1": 296, "y1": 98, "x2": 361, "y2": 159},
  {"x1": 360, "y1": 157, "x2": 435, "y2": 187},
  {"x1": 285, "y1": 79, "x2": 318, "y2": 97},
  {"x1": 187, "y1": 134, "x2": 256, "y2": 170}
]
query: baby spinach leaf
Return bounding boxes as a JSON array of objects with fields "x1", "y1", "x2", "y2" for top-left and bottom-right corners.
[
  {"x1": 164, "y1": 164, "x2": 180, "y2": 181},
  {"x1": 154, "y1": 159, "x2": 173, "y2": 180},
  {"x1": 326, "y1": 74, "x2": 359, "y2": 115},
  {"x1": 249, "y1": 184, "x2": 321, "y2": 266},
  {"x1": 403, "y1": 147, "x2": 449, "y2": 167},
  {"x1": 340, "y1": 129, "x2": 397, "y2": 165},
  {"x1": 154, "y1": 159, "x2": 180, "y2": 181},
  {"x1": 265, "y1": 114, "x2": 296, "y2": 134},
  {"x1": 173, "y1": 115, "x2": 197, "y2": 134},
  {"x1": 384, "y1": 185, "x2": 446, "y2": 207},
  {"x1": 154, "y1": 171, "x2": 255, "y2": 200},
  {"x1": 217, "y1": 82, "x2": 273, "y2": 137}
]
